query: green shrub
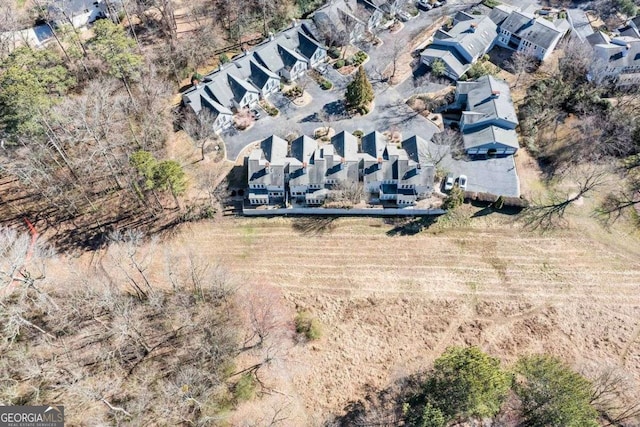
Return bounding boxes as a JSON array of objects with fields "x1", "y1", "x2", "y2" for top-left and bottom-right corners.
[
  {"x1": 219, "y1": 53, "x2": 230, "y2": 64},
  {"x1": 351, "y1": 50, "x2": 368, "y2": 67},
  {"x1": 482, "y1": 0, "x2": 500, "y2": 7},
  {"x1": 260, "y1": 100, "x2": 279, "y2": 116},
  {"x1": 328, "y1": 46, "x2": 341, "y2": 59},
  {"x1": 284, "y1": 85, "x2": 303, "y2": 98},
  {"x1": 320, "y1": 79, "x2": 333, "y2": 90},
  {"x1": 334, "y1": 59, "x2": 345, "y2": 69},
  {"x1": 442, "y1": 186, "x2": 464, "y2": 210},
  {"x1": 295, "y1": 311, "x2": 322, "y2": 340},
  {"x1": 352, "y1": 130, "x2": 364, "y2": 138},
  {"x1": 233, "y1": 373, "x2": 256, "y2": 402}
]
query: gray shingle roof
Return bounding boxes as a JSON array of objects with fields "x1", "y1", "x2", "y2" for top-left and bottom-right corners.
[
  {"x1": 463, "y1": 75, "x2": 518, "y2": 126},
  {"x1": 249, "y1": 61, "x2": 279, "y2": 90},
  {"x1": 278, "y1": 44, "x2": 306, "y2": 69},
  {"x1": 462, "y1": 125, "x2": 519, "y2": 150},
  {"x1": 447, "y1": 16, "x2": 498, "y2": 60},
  {"x1": 261, "y1": 135, "x2": 288, "y2": 164},
  {"x1": 488, "y1": 5, "x2": 514, "y2": 26},
  {"x1": 290, "y1": 135, "x2": 317, "y2": 163},
  {"x1": 501, "y1": 11, "x2": 563, "y2": 49},
  {"x1": 593, "y1": 37, "x2": 640, "y2": 71},
  {"x1": 227, "y1": 73, "x2": 258, "y2": 102},
  {"x1": 360, "y1": 131, "x2": 386, "y2": 159},
  {"x1": 248, "y1": 136, "x2": 289, "y2": 188},
  {"x1": 297, "y1": 31, "x2": 325, "y2": 61},
  {"x1": 421, "y1": 46, "x2": 469, "y2": 78},
  {"x1": 402, "y1": 135, "x2": 429, "y2": 164},
  {"x1": 331, "y1": 131, "x2": 359, "y2": 160}
]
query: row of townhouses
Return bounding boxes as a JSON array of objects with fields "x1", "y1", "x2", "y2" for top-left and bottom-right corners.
[
  {"x1": 247, "y1": 131, "x2": 436, "y2": 207},
  {"x1": 311, "y1": 0, "x2": 403, "y2": 45},
  {"x1": 587, "y1": 16, "x2": 640, "y2": 87},
  {"x1": 422, "y1": 5, "x2": 569, "y2": 80},
  {"x1": 181, "y1": 22, "x2": 328, "y2": 133}
]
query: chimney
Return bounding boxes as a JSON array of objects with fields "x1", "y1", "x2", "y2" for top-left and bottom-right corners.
[
  {"x1": 491, "y1": 90, "x2": 501, "y2": 98},
  {"x1": 302, "y1": 161, "x2": 308, "y2": 172},
  {"x1": 469, "y1": 22, "x2": 477, "y2": 32},
  {"x1": 265, "y1": 161, "x2": 270, "y2": 172},
  {"x1": 268, "y1": 31, "x2": 274, "y2": 41},
  {"x1": 292, "y1": 18, "x2": 298, "y2": 28},
  {"x1": 622, "y1": 44, "x2": 631, "y2": 57},
  {"x1": 377, "y1": 157, "x2": 383, "y2": 163}
]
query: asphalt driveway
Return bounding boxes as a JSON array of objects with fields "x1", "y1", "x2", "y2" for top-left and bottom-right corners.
[{"x1": 222, "y1": 70, "x2": 441, "y2": 161}]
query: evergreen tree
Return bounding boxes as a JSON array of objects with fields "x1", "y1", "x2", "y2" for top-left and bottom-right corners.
[
  {"x1": 345, "y1": 65, "x2": 374, "y2": 112},
  {"x1": 430, "y1": 59, "x2": 446, "y2": 77},
  {"x1": 0, "y1": 47, "x2": 73, "y2": 136},
  {"x1": 423, "y1": 346, "x2": 511, "y2": 421},
  {"x1": 514, "y1": 355, "x2": 599, "y2": 427},
  {"x1": 89, "y1": 20, "x2": 143, "y2": 99}
]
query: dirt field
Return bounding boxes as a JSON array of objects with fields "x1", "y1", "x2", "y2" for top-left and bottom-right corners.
[{"x1": 154, "y1": 213, "x2": 640, "y2": 424}]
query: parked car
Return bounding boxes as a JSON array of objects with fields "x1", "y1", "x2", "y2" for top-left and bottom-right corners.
[
  {"x1": 431, "y1": 0, "x2": 443, "y2": 7},
  {"x1": 444, "y1": 173, "x2": 454, "y2": 191},
  {"x1": 458, "y1": 174, "x2": 468, "y2": 191},
  {"x1": 396, "y1": 10, "x2": 412, "y2": 21},
  {"x1": 250, "y1": 109, "x2": 262, "y2": 120},
  {"x1": 417, "y1": 0, "x2": 433, "y2": 10}
]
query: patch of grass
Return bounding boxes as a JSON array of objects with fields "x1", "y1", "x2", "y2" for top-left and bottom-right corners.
[
  {"x1": 482, "y1": 0, "x2": 500, "y2": 7},
  {"x1": 320, "y1": 79, "x2": 333, "y2": 90},
  {"x1": 295, "y1": 311, "x2": 323, "y2": 341},
  {"x1": 233, "y1": 373, "x2": 256, "y2": 402}
]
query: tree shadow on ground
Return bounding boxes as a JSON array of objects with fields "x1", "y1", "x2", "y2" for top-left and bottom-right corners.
[
  {"x1": 291, "y1": 216, "x2": 338, "y2": 235},
  {"x1": 322, "y1": 100, "x2": 348, "y2": 119},
  {"x1": 385, "y1": 216, "x2": 438, "y2": 236},
  {"x1": 326, "y1": 373, "x2": 426, "y2": 427}
]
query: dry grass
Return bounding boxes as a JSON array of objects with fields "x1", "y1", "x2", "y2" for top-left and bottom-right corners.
[{"x1": 161, "y1": 213, "x2": 640, "y2": 423}]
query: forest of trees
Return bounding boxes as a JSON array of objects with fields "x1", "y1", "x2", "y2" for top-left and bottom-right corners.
[
  {"x1": 0, "y1": 226, "x2": 299, "y2": 424},
  {"x1": 517, "y1": 37, "x2": 640, "y2": 229},
  {"x1": 0, "y1": 0, "x2": 326, "y2": 248}
]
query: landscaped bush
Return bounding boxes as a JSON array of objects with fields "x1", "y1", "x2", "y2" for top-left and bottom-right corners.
[
  {"x1": 328, "y1": 46, "x2": 341, "y2": 59},
  {"x1": 320, "y1": 79, "x2": 333, "y2": 90},
  {"x1": 260, "y1": 100, "x2": 279, "y2": 116},
  {"x1": 351, "y1": 50, "x2": 368, "y2": 67},
  {"x1": 334, "y1": 59, "x2": 346, "y2": 69},
  {"x1": 352, "y1": 130, "x2": 364, "y2": 138},
  {"x1": 295, "y1": 311, "x2": 323, "y2": 340},
  {"x1": 219, "y1": 53, "x2": 230, "y2": 64},
  {"x1": 482, "y1": 0, "x2": 500, "y2": 7},
  {"x1": 284, "y1": 85, "x2": 303, "y2": 98}
]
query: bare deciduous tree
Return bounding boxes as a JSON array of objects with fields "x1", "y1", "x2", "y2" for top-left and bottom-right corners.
[{"x1": 522, "y1": 165, "x2": 609, "y2": 231}]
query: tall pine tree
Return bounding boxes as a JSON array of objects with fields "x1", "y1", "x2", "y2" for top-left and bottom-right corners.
[{"x1": 345, "y1": 65, "x2": 374, "y2": 112}]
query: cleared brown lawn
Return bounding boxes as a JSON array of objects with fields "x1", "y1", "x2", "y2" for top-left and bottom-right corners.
[{"x1": 167, "y1": 215, "x2": 640, "y2": 423}]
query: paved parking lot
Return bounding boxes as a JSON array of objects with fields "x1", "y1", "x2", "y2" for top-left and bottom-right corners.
[{"x1": 440, "y1": 155, "x2": 520, "y2": 197}]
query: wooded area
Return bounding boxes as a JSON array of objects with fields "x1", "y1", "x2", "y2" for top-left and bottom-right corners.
[{"x1": 0, "y1": 0, "x2": 323, "y2": 249}]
